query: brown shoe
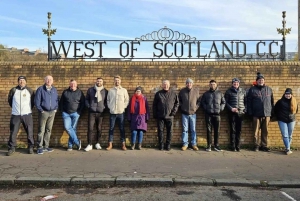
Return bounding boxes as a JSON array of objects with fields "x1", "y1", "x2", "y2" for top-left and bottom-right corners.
[
  {"x1": 121, "y1": 142, "x2": 127, "y2": 151},
  {"x1": 181, "y1": 146, "x2": 188, "y2": 151},
  {"x1": 106, "y1": 142, "x2": 113, "y2": 151},
  {"x1": 192, "y1": 145, "x2": 199, "y2": 151}
]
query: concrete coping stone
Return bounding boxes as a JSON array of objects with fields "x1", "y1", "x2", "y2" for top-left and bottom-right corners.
[
  {"x1": 14, "y1": 177, "x2": 71, "y2": 185},
  {"x1": 215, "y1": 179, "x2": 261, "y2": 187},
  {"x1": 174, "y1": 178, "x2": 214, "y2": 186},
  {"x1": 116, "y1": 177, "x2": 173, "y2": 186},
  {"x1": 71, "y1": 177, "x2": 115, "y2": 186},
  {"x1": 267, "y1": 180, "x2": 300, "y2": 188}
]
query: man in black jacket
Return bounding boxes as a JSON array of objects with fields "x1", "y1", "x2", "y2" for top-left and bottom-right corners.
[
  {"x1": 59, "y1": 79, "x2": 85, "y2": 151},
  {"x1": 247, "y1": 73, "x2": 274, "y2": 152},
  {"x1": 201, "y1": 80, "x2": 225, "y2": 152},
  {"x1": 153, "y1": 80, "x2": 179, "y2": 151},
  {"x1": 225, "y1": 78, "x2": 246, "y2": 152},
  {"x1": 178, "y1": 78, "x2": 201, "y2": 151},
  {"x1": 84, "y1": 77, "x2": 108, "y2": 152}
]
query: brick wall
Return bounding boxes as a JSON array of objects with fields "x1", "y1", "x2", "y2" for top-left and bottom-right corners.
[{"x1": 0, "y1": 61, "x2": 300, "y2": 148}]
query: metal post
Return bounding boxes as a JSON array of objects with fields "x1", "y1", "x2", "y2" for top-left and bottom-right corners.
[
  {"x1": 42, "y1": 12, "x2": 56, "y2": 61},
  {"x1": 277, "y1": 11, "x2": 292, "y2": 61}
]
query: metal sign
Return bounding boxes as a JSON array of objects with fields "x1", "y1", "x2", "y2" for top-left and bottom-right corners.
[{"x1": 43, "y1": 12, "x2": 291, "y2": 61}]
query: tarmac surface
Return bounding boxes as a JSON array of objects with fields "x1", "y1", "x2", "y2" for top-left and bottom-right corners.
[{"x1": 0, "y1": 146, "x2": 299, "y2": 188}]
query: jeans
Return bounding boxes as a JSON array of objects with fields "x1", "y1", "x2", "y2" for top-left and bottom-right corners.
[
  {"x1": 205, "y1": 114, "x2": 220, "y2": 147},
  {"x1": 37, "y1": 111, "x2": 56, "y2": 149},
  {"x1": 181, "y1": 114, "x2": 197, "y2": 146},
  {"x1": 62, "y1": 112, "x2": 80, "y2": 148},
  {"x1": 108, "y1": 113, "x2": 125, "y2": 142},
  {"x1": 278, "y1": 121, "x2": 295, "y2": 150},
  {"x1": 157, "y1": 118, "x2": 173, "y2": 146},
  {"x1": 8, "y1": 114, "x2": 34, "y2": 149},
  {"x1": 253, "y1": 117, "x2": 270, "y2": 148},
  {"x1": 131, "y1": 130, "x2": 144, "y2": 144},
  {"x1": 87, "y1": 112, "x2": 103, "y2": 145},
  {"x1": 228, "y1": 113, "x2": 243, "y2": 149}
]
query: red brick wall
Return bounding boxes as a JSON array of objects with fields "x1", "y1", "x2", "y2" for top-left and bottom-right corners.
[{"x1": 0, "y1": 61, "x2": 299, "y2": 148}]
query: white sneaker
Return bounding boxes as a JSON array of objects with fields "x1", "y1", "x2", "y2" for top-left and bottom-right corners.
[
  {"x1": 95, "y1": 143, "x2": 102, "y2": 150},
  {"x1": 84, "y1": 144, "x2": 93, "y2": 152}
]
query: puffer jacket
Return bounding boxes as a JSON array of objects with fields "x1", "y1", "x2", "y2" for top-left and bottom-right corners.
[
  {"x1": 224, "y1": 87, "x2": 246, "y2": 114},
  {"x1": 274, "y1": 96, "x2": 298, "y2": 123},
  {"x1": 153, "y1": 89, "x2": 179, "y2": 119},
  {"x1": 247, "y1": 85, "x2": 274, "y2": 117},
  {"x1": 200, "y1": 89, "x2": 225, "y2": 115}
]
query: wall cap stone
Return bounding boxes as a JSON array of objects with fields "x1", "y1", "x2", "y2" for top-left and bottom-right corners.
[{"x1": 0, "y1": 61, "x2": 300, "y2": 66}]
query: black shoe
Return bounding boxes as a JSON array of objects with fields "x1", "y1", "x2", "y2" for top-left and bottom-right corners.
[
  {"x1": 165, "y1": 144, "x2": 171, "y2": 151},
  {"x1": 159, "y1": 143, "x2": 164, "y2": 151},
  {"x1": 236, "y1": 147, "x2": 240, "y2": 152},
  {"x1": 254, "y1": 146, "x2": 259, "y2": 152},
  {"x1": 230, "y1": 147, "x2": 236, "y2": 152},
  {"x1": 261, "y1": 147, "x2": 271, "y2": 152},
  {"x1": 214, "y1": 146, "x2": 223, "y2": 152},
  {"x1": 7, "y1": 148, "x2": 15, "y2": 156},
  {"x1": 28, "y1": 147, "x2": 34, "y2": 154}
]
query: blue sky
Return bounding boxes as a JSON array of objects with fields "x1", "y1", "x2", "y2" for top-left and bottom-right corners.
[{"x1": 0, "y1": 0, "x2": 297, "y2": 59}]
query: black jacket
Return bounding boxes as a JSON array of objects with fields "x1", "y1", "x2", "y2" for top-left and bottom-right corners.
[
  {"x1": 85, "y1": 87, "x2": 108, "y2": 113},
  {"x1": 224, "y1": 87, "x2": 246, "y2": 114},
  {"x1": 274, "y1": 96, "x2": 298, "y2": 123},
  {"x1": 200, "y1": 89, "x2": 225, "y2": 115},
  {"x1": 59, "y1": 87, "x2": 85, "y2": 114},
  {"x1": 247, "y1": 85, "x2": 274, "y2": 117},
  {"x1": 178, "y1": 87, "x2": 201, "y2": 115},
  {"x1": 153, "y1": 89, "x2": 179, "y2": 119}
]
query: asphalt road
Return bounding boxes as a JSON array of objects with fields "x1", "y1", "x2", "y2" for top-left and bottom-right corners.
[{"x1": 0, "y1": 186, "x2": 299, "y2": 201}]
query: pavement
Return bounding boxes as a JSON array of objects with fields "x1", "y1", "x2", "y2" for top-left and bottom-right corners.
[{"x1": 0, "y1": 146, "x2": 300, "y2": 188}]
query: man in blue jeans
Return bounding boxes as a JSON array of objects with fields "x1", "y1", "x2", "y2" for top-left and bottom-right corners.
[
  {"x1": 178, "y1": 78, "x2": 201, "y2": 151},
  {"x1": 106, "y1": 75, "x2": 129, "y2": 151},
  {"x1": 35, "y1": 75, "x2": 59, "y2": 155},
  {"x1": 59, "y1": 79, "x2": 85, "y2": 151}
]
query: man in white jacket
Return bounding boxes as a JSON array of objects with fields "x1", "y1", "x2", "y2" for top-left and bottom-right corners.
[
  {"x1": 7, "y1": 76, "x2": 35, "y2": 156},
  {"x1": 106, "y1": 75, "x2": 129, "y2": 151}
]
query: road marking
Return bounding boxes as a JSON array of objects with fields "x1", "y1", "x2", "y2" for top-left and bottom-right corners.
[{"x1": 281, "y1": 191, "x2": 297, "y2": 201}]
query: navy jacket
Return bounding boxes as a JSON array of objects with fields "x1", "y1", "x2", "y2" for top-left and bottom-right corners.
[{"x1": 35, "y1": 85, "x2": 59, "y2": 112}]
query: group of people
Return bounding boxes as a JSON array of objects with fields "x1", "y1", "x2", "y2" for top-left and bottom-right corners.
[{"x1": 7, "y1": 73, "x2": 298, "y2": 156}]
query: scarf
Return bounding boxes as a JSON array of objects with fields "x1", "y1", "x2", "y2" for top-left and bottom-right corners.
[
  {"x1": 95, "y1": 85, "x2": 104, "y2": 102},
  {"x1": 130, "y1": 94, "x2": 146, "y2": 114}
]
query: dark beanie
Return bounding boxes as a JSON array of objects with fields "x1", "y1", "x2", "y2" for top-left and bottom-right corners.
[
  {"x1": 232, "y1": 77, "x2": 240, "y2": 83},
  {"x1": 135, "y1": 86, "x2": 143, "y2": 92},
  {"x1": 256, "y1": 72, "x2": 264, "y2": 81},
  {"x1": 285, "y1": 88, "x2": 292, "y2": 94},
  {"x1": 18, "y1": 76, "x2": 27, "y2": 82}
]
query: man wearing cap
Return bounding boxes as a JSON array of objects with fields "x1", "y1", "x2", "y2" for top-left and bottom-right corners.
[
  {"x1": 178, "y1": 78, "x2": 201, "y2": 151},
  {"x1": 84, "y1": 77, "x2": 108, "y2": 152},
  {"x1": 247, "y1": 72, "x2": 274, "y2": 152},
  {"x1": 153, "y1": 80, "x2": 179, "y2": 151},
  {"x1": 225, "y1": 78, "x2": 246, "y2": 152},
  {"x1": 35, "y1": 75, "x2": 59, "y2": 155},
  {"x1": 201, "y1": 80, "x2": 226, "y2": 152},
  {"x1": 106, "y1": 75, "x2": 129, "y2": 151},
  {"x1": 7, "y1": 76, "x2": 35, "y2": 156}
]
